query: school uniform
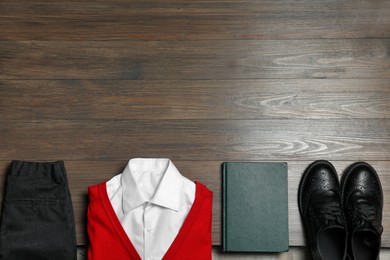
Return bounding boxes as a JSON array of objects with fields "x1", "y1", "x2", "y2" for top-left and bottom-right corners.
[{"x1": 87, "y1": 158, "x2": 212, "y2": 260}]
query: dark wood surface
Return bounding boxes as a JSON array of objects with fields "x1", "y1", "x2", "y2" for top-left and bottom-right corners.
[
  {"x1": 1, "y1": 1, "x2": 389, "y2": 41},
  {"x1": 1, "y1": 79, "x2": 389, "y2": 120},
  {"x1": 1, "y1": 40, "x2": 389, "y2": 79},
  {"x1": 0, "y1": 119, "x2": 389, "y2": 161},
  {"x1": 0, "y1": 0, "x2": 389, "y2": 249}
]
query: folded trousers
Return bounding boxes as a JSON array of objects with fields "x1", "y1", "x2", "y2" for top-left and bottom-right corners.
[{"x1": 0, "y1": 160, "x2": 77, "y2": 260}]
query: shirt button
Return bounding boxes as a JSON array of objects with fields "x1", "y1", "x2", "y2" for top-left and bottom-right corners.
[{"x1": 147, "y1": 227, "x2": 153, "y2": 233}]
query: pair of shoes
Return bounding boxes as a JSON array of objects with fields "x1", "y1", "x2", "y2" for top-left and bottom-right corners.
[{"x1": 298, "y1": 160, "x2": 383, "y2": 260}]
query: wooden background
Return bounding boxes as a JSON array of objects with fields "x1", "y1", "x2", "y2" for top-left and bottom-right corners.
[{"x1": 0, "y1": 0, "x2": 389, "y2": 252}]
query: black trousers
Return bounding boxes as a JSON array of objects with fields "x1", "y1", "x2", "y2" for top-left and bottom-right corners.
[{"x1": 0, "y1": 161, "x2": 77, "y2": 260}]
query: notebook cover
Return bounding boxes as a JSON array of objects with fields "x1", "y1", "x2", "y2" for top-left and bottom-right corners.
[{"x1": 222, "y1": 162, "x2": 289, "y2": 252}]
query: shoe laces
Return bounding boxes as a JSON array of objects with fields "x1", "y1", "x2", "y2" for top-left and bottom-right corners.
[
  {"x1": 353, "y1": 203, "x2": 383, "y2": 234},
  {"x1": 316, "y1": 201, "x2": 344, "y2": 226}
]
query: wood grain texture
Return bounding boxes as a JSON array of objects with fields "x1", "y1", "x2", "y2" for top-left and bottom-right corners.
[
  {"x1": 1, "y1": 39, "x2": 389, "y2": 80},
  {"x1": 1, "y1": 0, "x2": 389, "y2": 41},
  {"x1": 1, "y1": 160, "x2": 389, "y2": 247},
  {"x1": 0, "y1": 119, "x2": 389, "y2": 161},
  {"x1": 1, "y1": 0, "x2": 390, "y2": 254},
  {"x1": 0, "y1": 79, "x2": 389, "y2": 120}
]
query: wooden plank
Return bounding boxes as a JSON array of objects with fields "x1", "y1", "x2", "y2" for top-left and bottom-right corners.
[
  {"x1": 1, "y1": 79, "x2": 389, "y2": 120},
  {"x1": 1, "y1": 40, "x2": 389, "y2": 80},
  {"x1": 0, "y1": 1, "x2": 389, "y2": 41},
  {"x1": 1, "y1": 160, "x2": 389, "y2": 247},
  {"x1": 0, "y1": 119, "x2": 389, "y2": 161}
]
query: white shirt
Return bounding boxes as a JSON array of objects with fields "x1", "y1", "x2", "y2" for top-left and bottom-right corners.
[{"x1": 106, "y1": 158, "x2": 196, "y2": 260}]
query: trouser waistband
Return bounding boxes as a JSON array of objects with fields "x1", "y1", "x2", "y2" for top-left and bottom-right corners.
[{"x1": 9, "y1": 160, "x2": 66, "y2": 184}]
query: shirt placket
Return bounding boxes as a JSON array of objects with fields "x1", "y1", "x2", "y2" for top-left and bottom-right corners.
[{"x1": 143, "y1": 203, "x2": 156, "y2": 260}]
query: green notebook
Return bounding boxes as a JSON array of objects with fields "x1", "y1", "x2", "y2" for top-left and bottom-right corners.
[{"x1": 222, "y1": 162, "x2": 289, "y2": 252}]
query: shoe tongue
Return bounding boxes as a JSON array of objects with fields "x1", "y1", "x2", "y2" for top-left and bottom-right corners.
[
  {"x1": 318, "y1": 224, "x2": 346, "y2": 244},
  {"x1": 355, "y1": 222, "x2": 379, "y2": 236},
  {"x1": 321, "y1": 221, "x2": 345, "y2": 231}
]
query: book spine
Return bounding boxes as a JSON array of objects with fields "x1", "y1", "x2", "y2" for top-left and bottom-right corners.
[{"x1": 222, "y1": 162, "x2": 227, "y2": 251}]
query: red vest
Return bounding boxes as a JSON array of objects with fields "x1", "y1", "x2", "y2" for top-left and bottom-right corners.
[{"x1": 87, "y1": 182, "x2": 213, "y2": 260}]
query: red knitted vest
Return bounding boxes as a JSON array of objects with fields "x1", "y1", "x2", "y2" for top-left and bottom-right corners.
[{"x1": 87, "y1": 182, "x2": 213, "y2": 260}]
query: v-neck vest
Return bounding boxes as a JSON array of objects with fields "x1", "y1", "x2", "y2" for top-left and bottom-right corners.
[{"x1": 87, "y1": 182, "x2": 213, "y2": 260}]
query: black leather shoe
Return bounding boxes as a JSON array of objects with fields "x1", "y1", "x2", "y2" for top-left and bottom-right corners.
[
  {"x1": 341, "y1": 162, "x2": 383, "y2": 260},
  {"x1": 298, "y1": 160, "x2": 347, "y2": 260}
]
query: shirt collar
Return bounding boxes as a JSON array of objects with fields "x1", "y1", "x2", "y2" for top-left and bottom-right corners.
[{"x1": 121, "y1": 158, "x2": 182, "y2": 213}]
